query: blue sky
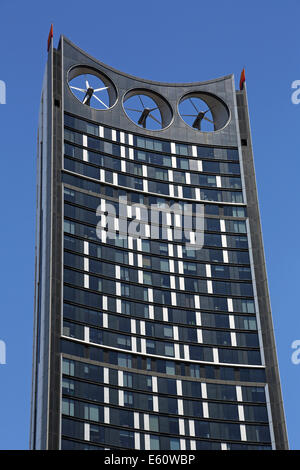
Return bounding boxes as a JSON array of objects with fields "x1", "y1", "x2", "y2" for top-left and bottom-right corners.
[{"x1": 0, "y1": 0, "x2": 299, "y2": 450}]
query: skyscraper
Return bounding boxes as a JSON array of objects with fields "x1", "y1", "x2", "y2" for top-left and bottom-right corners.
[{"x1": 30, "y1": 33, "x2": 288, "y2": 450}]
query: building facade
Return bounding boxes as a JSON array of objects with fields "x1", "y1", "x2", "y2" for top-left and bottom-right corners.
[{"x1": 30, "y1": 35, "x2": 288, "y2": 450}]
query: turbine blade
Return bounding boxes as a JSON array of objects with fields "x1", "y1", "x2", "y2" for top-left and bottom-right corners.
[
  {"x1": 203, "y1": 104, "x2": 218, "y2": 114},
  {"x1": 138, "y1": 95, "x2": 146, "y2": 109},
  {"x1": 70, "y1": 86, "x2": 85, "y2": 92},
  {"x1": 93, "y1": 93, "x2": 109, "y2": 109},
  {"x1": 93, "y1": 86, "x2": 109, "y2": 92},
  {"x1": 149, "y1": 114, "x2": 161, "y2": 125},
  {"x1": 204, "y1": 116, "x2": 214, "y2": 123},
  {"x1": 125, "y1": 107, "x2": 143, "y2": 113},
  {"x1": 189, "y1": 98, "x2": 199, "y2": 113}
]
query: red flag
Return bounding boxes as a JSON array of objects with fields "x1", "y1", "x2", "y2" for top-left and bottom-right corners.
[
  {"x1": 47, "y1": 24, "x2": 53, "y2": 52},
  {"x1": 239, "y1": 68, "x2": 246, "y2": 90}
]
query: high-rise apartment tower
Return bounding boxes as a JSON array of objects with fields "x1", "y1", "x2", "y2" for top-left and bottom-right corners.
[{"x1": 30, "y1": 34, "x2": 288, "y2": 450}]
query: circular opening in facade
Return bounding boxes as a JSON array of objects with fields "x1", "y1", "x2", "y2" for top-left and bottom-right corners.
[
  {"x1": 123, "y1": 89, "x2": 173, "y2": 131},
  {"x1": 68, "y1": 66, "x2": 117, "y2": 110},
  {"x1": 178, "y1": 92, "x2": 230, "y2": 132}
]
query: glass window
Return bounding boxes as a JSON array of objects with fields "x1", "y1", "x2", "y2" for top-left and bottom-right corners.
[
  {"x1": 165, "y1": 361, "x2": 176, "y2": 375},
  {"x1": 133, "y1": 164, "x2": 143, "y2": 176},
  {"x1": 244, "y1": 405, "x2": 268, "y2": 422},
  {"x1": 146, "y1": 377, "x2": 152, "y2": 391},
  {"x1": 241, "y1": 386, "x2": 266, "y2": 403},
  {"x1": 197, "y1": 146, "x2": 214, "y2": 158},
  {"x1": 123, "y1": 372, "x2": 133, "y2": 388},
  {"x1": 148, "y1": 181, "x2": 169, "y2": 195},
  {"x1": 118, "y1": 353, "x2": 132, "y2": 368},
  {"x1": 149, "y1": 415, "x2": 159, "y2": 432},
  {"x1": 197, "y1": 175, "x2": 216, "y2": 187},
  {"x1": 183, "y1": 262, "x2": 197, "y2": 274},
  {"x1": 173, "y1": 171, "x2": 186, "y2": 183},
  {"x1": 175, "y1": 143, "x2": 189, "y2": 156},
  {"x1": 158, "y1": 243, "x2": 168, "y2": 255},
  {"x1": 164, "y1": 344, "x2": 174, "y2": 357},
  {"x1": 227, "y1": 149, "x2": 239, "y2": 160},
  {"x1": 190, "y1": 364, "x2": 201, "y2": 378},
  {"x1": 143, "y1": 256, "x2": 151, "y2": 268},
  {"x1": 64, "y1": 220, "x2": 75, "y2": 234},
  {"x1": 124, "y1": 391, "x2": 134, "y2": 406},
  {"x1": 202, "y1": 161, "x2": 219, "y2": 172},
  {"x1": 154, "y1": 168, "x2": 169, "y2": 181},
  {"x1": 121, "y1": 284, "x2": 130, "y2": 297},
  {"x1": 242, "y1": 300, "x2": 255, "y2": 313},
  {"x1": 163, "y1": 326, "x2": 173, "y2": 338},
  {"x1": 230, "y1": 192, "x2": 243, "y2": 203},
  {"x1": 235, "y1": 316, "x2": 257, "y2": 330},
  {"x1": 62, "y1": 398, "x2": 74, "y2": 417},
  {"x1": 119, "y1": 430, "x2": 135, "y2": 447},
  {"x1": 117, "y1": 334, "x2": 131, "y2": 349},
  {"x1": 143, "y1": 272, "x2": 152, "y2": 285},
  {"x1": 64, "y1": 128, "x2": 83, "y2": 145},
  {"x1": 62, "y1": 358, "x2": 75, "y2": 376},
  {"x1": 246, "y1": 425, "x2": 271, "y2": 443},
  {"x1": 177, "y1": 158, "x2": 189, "y2": 170},
  {"x1": 63, "y1": 321, "x2": 84, "y2": 340},
  {"x1": 136, "y1": 150, "x2": 146, "y2": 161},
  {"x1": 208, "y1": 402, "x2": 239, "y2": 420},
  {"x1": 142, "y1": 240, "x2": 150, "y2": 252},
  {"x1": 159, "y1": 259, "x2": 169, "y2": 271},
  {"x1": 146, "y1": 340, "x2": 156, "y2": 354},
  {"x1": 160, "y1": 274, "x2": 170, "y2": 288},
  {"x1": 84, "y1": 404, "x2": 100, "y2": 422},
  {"x1": 170, "y1": 438, "x2": 180, "y2": 450},
  {"x1": 121, "y1": 301, "x2": 131, "y2": 315},
  {"x1": 150, "y1": 435, "x2": 160, "y2": 450},
  {"x1": 206, "y1": 383, "x2": 237, "y2": 401},
  {"x1": 119, "y1": 267, "x2": 129, "y2": 281}
]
